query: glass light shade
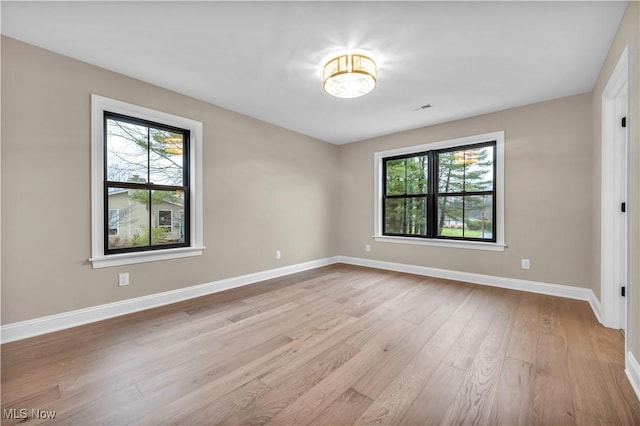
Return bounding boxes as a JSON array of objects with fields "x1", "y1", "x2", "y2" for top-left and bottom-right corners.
[{"x1": 323, "y1": 53, "x2": 377, "y2": 98}]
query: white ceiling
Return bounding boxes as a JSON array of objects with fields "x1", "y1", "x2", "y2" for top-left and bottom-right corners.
[{"x1": 1, "y1": 1, "x2": 627, "y2": 144}]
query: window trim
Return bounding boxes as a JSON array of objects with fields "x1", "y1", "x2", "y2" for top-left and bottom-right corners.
[
  {"x1": 374, "y1": 131, "x2": 505, "y2": 251},
  {"x1": 90, "y1": 95, "x2": 204, "y2": 268}
]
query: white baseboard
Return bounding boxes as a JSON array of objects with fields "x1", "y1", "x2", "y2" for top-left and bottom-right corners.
[
  {"x1": 588, "y1": 290, "x2": 604, "y2": 324},
  {"x1": 0, "y1": 255, "x2": 606, "y2": 344},
  {"x1": 337, "y1": 256, "x2": 595, "y2": 302},
  {"x1": 626, "y1": 351, "x2": 640, "y2": 401},
  {"x1": 0, "y1": 256, "x2": 340, "y2": 344}
]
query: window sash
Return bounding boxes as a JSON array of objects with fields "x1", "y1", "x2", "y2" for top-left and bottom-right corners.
[
  {"x1": 103, "y1": 112, "x2": 191, "y2": 254},
  {"x1": 382, "y1": 141, "x2": 497, "y2": 242}
]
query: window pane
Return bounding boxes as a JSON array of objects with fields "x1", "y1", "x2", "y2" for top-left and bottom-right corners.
[
  {"x1": 151, "y1": 190, "x2": 185, "y2": 246},
  {"x1": 384, "y1": 197, "x2": 427, "y2": 235},
  {"x1": 406, "y1": 155, "x2": 428, "y2": 195},
  {"x1": 106, "y1": 118, "x2": 149, "y2": 183},
  {"x1": 404, "y1": 197, "x2": 427, "y2": 235},
  {"x1": 438, "y1": 195, "x2": 494, "y2": 239},
  {"x1": 437, "y1": 196, "x2": 463, "y2": 237},
  {"x1": 438, "y1": 146, "x2": 494, "y2": 193},
  {"x1": 438, "y1": 151, "x2": 464, "y2": 193},
  {"x1": 385, "y1": 159, "x2": 406, "y2": 195},
  {"x1": 149, "y1": 128, "x2": 185, "y2": 186},
  {"x1": 384, "y1": 198, "x2": 405, "y2": 233},
  {"x1": 107, "y1": 187, "x2": 150, "y2": 249},
  {"x1": 464, "y1": 146, "x2": 494, "y2": 191},
  {"x1": 464, "y1": 195, "x2": 493, "y2": 239}
]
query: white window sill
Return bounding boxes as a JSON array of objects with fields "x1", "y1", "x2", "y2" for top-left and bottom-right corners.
[
  {"x1": 374, "y1": 235, "x2": 506, "y2": 252},
  {"x1": 90, "y1": 246, "x2": 205, "y2": 269}
]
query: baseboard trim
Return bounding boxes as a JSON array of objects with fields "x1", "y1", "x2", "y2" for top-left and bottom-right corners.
[
  {"x1": 337, "y1": 256, "x2": 595, "y2": 302},
  {"x1": 588, "y1": 290, "x2": 604, "y2": 324},
  {"x1": 0, "y1": 255, "x2": 606, "y2": 344},
  {"x1": 626, "y1": 351, "x2": 640, "y2": 402},
  {"x1": 1, "y1": 256, "x2": 340, "y2": 344}
]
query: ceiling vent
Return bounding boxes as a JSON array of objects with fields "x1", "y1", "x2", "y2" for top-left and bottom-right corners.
[{"x1": 411, "y1": 104, "x2": 432, "y2": 111}]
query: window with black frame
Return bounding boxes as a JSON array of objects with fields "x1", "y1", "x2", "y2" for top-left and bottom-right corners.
[
  {"x1": 383, "y1": 141, "x2": 496, "y2": 242},
  {"x1": 104, "y1": 112, "x2": 190, "y2": 254}
]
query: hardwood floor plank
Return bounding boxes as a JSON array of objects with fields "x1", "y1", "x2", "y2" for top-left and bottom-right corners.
[
  {"x1": 261, "y1": 341, "x2": 360, "y2": 389},
  {"x1": 537, "y1": 294, "x2": 566, "y2": 336},
  {"x1": 1, "y1": 337, "x2": 137, "y2": 404},
  {"x1": 266, "y1": 318, "x2": 416, "y2": 425},
  {"x1": 588, "y1": 325, "x2": 640, "y2": 425},
  {"x1": 336, "y1": 273, "x2": 420, "y2": 318},
  {"x1": 138, "y1": 333, "x2": 292, "y2": 396},
  {"x1": 440, "y1": 310, "x2": 514, "y2": 425},
  {"x1": 354, "y1": 314, "x2": 470, "y2": 425},
  {"x1": 442, "y1": 287, "x2": 501, "y2": 371},
  {"x1": 399, "y1": 280, "x2": 446, "y2": 324},
  {"x1": 339, "y1": 287, "x2": 423, "y2": 349},
  {"x1": 564, "y1": 316, "x2": 620, "y2": 425},
  {"x1": 213, "y1": 299, "x2": 339, "y2": 344},
  {"x1": 450, "y1": 286, "x2": 494, "y2": 320},
  {"x1": 129, "y1": 309, "x2": 235, "y2": 347},
  {"x1": 138, "y1": 378, "x2": 271, "y2": 425},
  {"x1": 308, "y1": 388, "x2": 373, "y2": 425},
  {"x1": 488, "y1": 356, "x2": 535, "y2": 425},
  {"x1": 226, "y1": 289, "x2": 309, "y2": 323},
  {"x1": 506, "y1": 292, "x2": 540, "y2": 364},
  {"x1": 534, "y1": 332, "x2": 577, "y2": 425},
  {"x1": 398, "y1": 362, "x2": 467, "y2": 425},
  {"x1": 352, "y1": 283, "x2": 474, "y2": 399},
  {"x1": 94, "y1": 333, "x2": 293, "y2": 425},
  {"x1": 217, "y1": 342, "x2": 360, "y2": 425}
]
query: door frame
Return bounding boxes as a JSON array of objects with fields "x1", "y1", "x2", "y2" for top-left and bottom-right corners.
[{"x1": 600, "y1": 45, "x2": 629, "y2": 337}]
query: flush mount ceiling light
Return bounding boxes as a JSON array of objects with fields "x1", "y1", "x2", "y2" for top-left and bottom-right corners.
[{"x1": 323, "y1": 53, "x2": 377, "y2": 98}]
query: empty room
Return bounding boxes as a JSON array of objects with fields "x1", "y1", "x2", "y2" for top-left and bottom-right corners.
[{"x1": 1, "y1": 1, "x2": 640, "y2": 425}]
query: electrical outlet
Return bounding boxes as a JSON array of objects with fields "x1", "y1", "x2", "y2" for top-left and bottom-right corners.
[
  {"x1": 118, "y1": 272, "x2": 130, "y2": 286},
  {"x1": 365, "y1": 244, "x2": 371, "y2": 252},
  {"x1": 276, "y1": 250, "x2": 281, "y2": 260},
  {"x1": 521, "y1": 259, "x2": 530, "y2": 270}
]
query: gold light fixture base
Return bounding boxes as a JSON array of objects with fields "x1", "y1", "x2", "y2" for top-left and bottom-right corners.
[{"x1": 323, "y1": 53, "x2": 377, "y2": 98}]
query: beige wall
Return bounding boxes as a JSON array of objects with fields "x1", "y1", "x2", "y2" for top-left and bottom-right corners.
[
  {"x1": 1, "y1": 37, "x2": 339, "y2": 324},
  {"x1": 337, "y1": 93, "x2": 593, "y2": 288},
  {"x1": 591, "y1": 2, "x2": 640, "y2": 364}
]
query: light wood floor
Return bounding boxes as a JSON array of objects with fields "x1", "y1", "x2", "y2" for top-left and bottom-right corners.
[{"x1": 2, "y1": 264, "x2": 639, "y2": 425}]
